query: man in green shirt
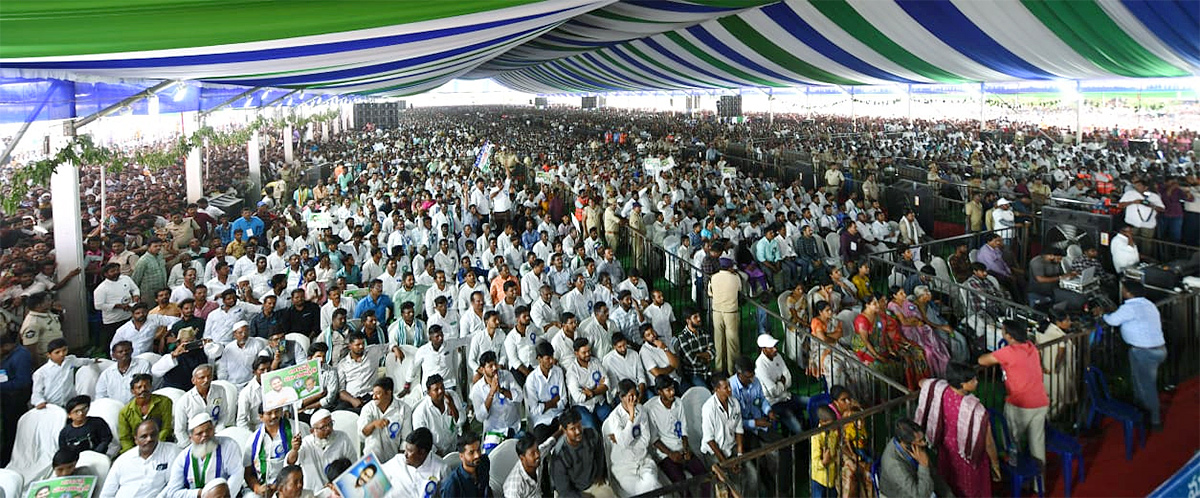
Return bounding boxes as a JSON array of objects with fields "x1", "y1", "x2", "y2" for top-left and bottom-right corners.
[{"x1": 118, "y1": 373, "x2": 174, "y2": 451}]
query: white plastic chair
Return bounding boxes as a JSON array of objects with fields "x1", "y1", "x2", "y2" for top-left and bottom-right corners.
[
  {"x1": 88, "y1": 397, "x2": 124, "y2": 454},
  {"x1": 487, "y1": 438, "x2": 518, "y2": 494},
  {"x1": 968, "y1": 249, "x2": 979, "y2": 263},
  {"x1": 930, "y1": 256, "x2": 953, "y2": 287},
  {"x1": 285, "y1": 333, "x2": 311, "y2": 354},
  {"x1": 75, "y1": 450, "x2": 111, "y2": 491},
  {"x1": 211, "y1": 380, "x2": 239, "y2": 426},
  {"x1": 824, "y1": 232, "x2": 842, "y2": 263},
  {"x1": 136, "y1": 352, "x2": 162, "y2": 365},
  {"x1": 0, "y1": 469, "x2": 24, "y2": 498},
  {"x1": 330, "y1": 410, "x2": 362, "y2": 453},
  {"x1": 216, "y1": 426, "x2": 254, "y2": 455},
  {"x1": 153, "y1": 387, "x2": 186, "y2": 403},
  {"x1": 74, "y1": 362, "x2": 105, "y2": 398},
  {"x1": 4, "y1": 404, "x2": 65, "y2": 481},
  {"x1": 442, "y1": 451, "x2": 461, "y2": 470},
  {"x1": 680, "y1": 386, "x2": 711, "y2": 457},
  {"x1": 383, "y1": 345, "x2": 420, "y2": 403}
]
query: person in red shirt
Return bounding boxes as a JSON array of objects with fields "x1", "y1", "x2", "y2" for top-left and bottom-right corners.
[{"x1": 979, "y1": 320, "x2": 1049, "y2": 468}]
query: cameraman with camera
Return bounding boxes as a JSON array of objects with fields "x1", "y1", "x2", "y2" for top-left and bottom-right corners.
[{"x1": 1117, "y1": 179, "x2": 1165, "y2": 251}]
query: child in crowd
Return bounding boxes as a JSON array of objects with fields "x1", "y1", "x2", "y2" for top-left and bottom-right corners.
[
  {"x1": 811, "y1": 405, "x2": 839, "y2": 498},
  {"x1": 58, "y1": 395, "x2": 114, "y2": 456},
  {"x1": 31, "y1": 338, "x2": 95, "y2": 409}
]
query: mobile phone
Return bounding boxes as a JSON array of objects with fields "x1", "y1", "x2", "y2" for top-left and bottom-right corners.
[{"x1": 183, "y1": 340, "x2": 204, "y2": 351}]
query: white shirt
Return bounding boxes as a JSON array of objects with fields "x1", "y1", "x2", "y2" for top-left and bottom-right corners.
[
  {"x1": 576, "y1": 316, "x2": 614, "y2": 360},
  {"x1": 205, "y1": 302, "x2": 261, "y2": 345},
  {"x1": 565, "y1": 358, "x2": 609, "y2": 410},
  {"x1": 700, "y1": 395, "x2": 742, "y2": 456},
  {"x1": 411, "y1": 342, "x2": 457, "y2": 390},
  {"x1": 320, "y1": 298, "x2": 357, "y2": 331},
  {"x1": 639, "y1": 342, "x2": 678, "y2": 383},
  {"x1": 94, "y1": 358, "x2": 152, "y2": 404},
  {"x1": 245, "y1": 420, "x2": 310, "y2": 486},
  {"x1": 297, "y1": 431, "x2": 358, "y2": 492},
  {"x1": 755, "y1": 353, "x2": 792, "y2": 404},
  {"x1": 602, "y1": 349, "x2": 646, "y2": 388},
  {"x1": 1111, "y1": 232, "x2": 1140, "y2": 274},
  {"x1": 530, "y1": 298, "x2": 559, "y2": 330},
  {"x1": 111, "y1": 315, "x2": 180, "y2": 356},
  {"x1": 411, "y1": 392, "x2": 468, "y2": 455},
  {"x1": 358, "y1": 399, "x2": 410, "y2": 463},
  {"x1": 644, "y1": 396, "x2": 687, "y2": 459},
  {"x1": 217, "y1": 338, "x2": 269, "y2": 388},
  {"x1": 31, "y1": 356, "x2": 92, "y2": 406},
  {"x1": 560, "y1": 288, "x2": 594, "y2": 321},
  {"x1": 469, "y1": 371, "x2": 524, "y2": 435},
  {"x1": 503, "y1": 464, "x2": 541, "y2": 498},
  {"x1": 173, "y1": 386, "x2": 234, "y2": 445},
  {"x1": 423, "y1": 284, "x2": 456, "y2": 321},
  {"x1": 643, "y1": 303, "x2": 675, "y2": 341},
  {"x1": 383, "y1": 453, "x2": 447, "y2": 498},
  {"x1": 237, "y1": 379, "x2": 264, "y2": 432},
  {"x1": 337, "y1": 344, "x2": 388, "y2": 398},
  {"x1": 161, "y1": 436, "x2": 244, "y2": 498},
  {"x1": 94, "y1": 276, "x2": 140, "y2": 324},
  {"x1": 504, "y1": 324, "x2": 542, "y2": 370},
  {"x1": 524, "y1": 365, "x2": 567, "y2": 428},
  {"x1": 99, "y1": 441, "x2": 182, "y2": 498},
  {"x1": 1121, "y1": 190, "x2": 1165, "y2": 228},
  {"x1": 602, "y1": 403, "x2": 654, "y2": 469},
  {"x1": 459, "y1": 309, "x2": 486, "y2": 339},
  {"x1": 467, "y1": 327, "x2": 508, "y2": 374}
]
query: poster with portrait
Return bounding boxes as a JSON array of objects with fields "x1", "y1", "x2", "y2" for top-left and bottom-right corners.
[
  {"x1": 25, "y1": 476, "x2": 97, "y2": 498},
  {"x1": 333, "y1": 453, "x2": 392, "y2": 498},
  {"x1": 261, "y1": 359, "x2": 322, "y2": 411}
]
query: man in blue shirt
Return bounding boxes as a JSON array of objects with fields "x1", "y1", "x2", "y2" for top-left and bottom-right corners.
[
  {"x1": 230, "y1": 208, "x2": 266, "y2": 249},
  {"x1": 441, "y1": 432, "x2": 491, "y2": 497},
  {"x1": 1, "y1": 331, "x2": 33, "y2": 465},
  {"x1": 355, "y1": 279, "x2": 393, "y2": 325},
  {"x1": 520, "y1": 220, "x2": 540, "y2": 252},
  {"x1": 730, "y1": 356, "x2": 780, "y2": 492},
  {"x1": 1095, "y1": 281, "x2": 1167, "y2": 430}
]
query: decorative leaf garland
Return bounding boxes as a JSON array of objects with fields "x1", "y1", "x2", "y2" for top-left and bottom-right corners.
[{"x1": 1, "y1": 109, "x2": 341, "y2": 214}]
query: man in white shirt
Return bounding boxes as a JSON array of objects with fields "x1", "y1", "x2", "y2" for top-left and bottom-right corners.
[
  {"x1": 602, "y1": 379, "x2": 661, "y2": 495},
  {"x1": 382, "y1": 427, "x2": 447, "y2": 498},
  {"x1": 336, "y1": 332, "x2": 402, "y2": 409},
  {"x1": 99, "y1": 419, "x2": 181, "y2": 498},
  {"x1": 1118, "y1": 179, "x2": 1166, "y2": 248},
  {"x1": 753, "y1": 335, "x2": 802, "y2": 435},
  {"x1": 642, "y1": 290, "x2": 675, "y2": 344},
  {"x1": 524, "y1": 342, "x2": 567, "y2": 436},
  {"x1": 466, "y1": 311, "x2": 508, "y2": 381},
  {"x1": 577, "y1": 303, "x2": 615, "y2": 361},
  {"x1": 602, "y1": 333, "x2": 646, "y2": 399},
  {"x1": 236, "y1": 358, "x2": 272, "y2": 432},
  {"x1": 469, "y1": 350, "x2": 524, "y2": 437},
  {"x1": 411, "y1": 374, "x2": 467, "y2": 456},
  {"x1": 95, "y1": 340, "x2": 152, "y2": 404},
  {"x1": 292, "y1": 409, "x2": 358, "y2": 493},
  {"x1": 503, "y1": 435, "x2": 542, "y2": 498},
  {"x1": 216, "y1": 321, "x2": 268, "y2": 389},
  {"x1": 94, "y1": 263, "x2": 141, "y2": 343},
  {"x1": 320, "y1": 286, "x2": 357, "y2": 331},
  {"x1": 564, "y1": 338, "x2": 611, "y2": 432},
  {"x1": 701, "y1": 374, "x2": 758, "y2": 496},
  {"x1": 1110, "y1": 225, "x2": 1142, "y2": 274},
  {"x1": 110, "y1": 302, "x2": 179, "y2": 356},
  {"x1": 205, "y1": 290, "x2": 261, "y2": 345},
  {"x1": 643, "y1": 376, "x2": 705, "y2": 493},
  {"x1": 162, "y1": 413, "x2": 245, "y2": 498},
  {"x1": 172, "y1": 364, "x2": 234, "y2": 445}
]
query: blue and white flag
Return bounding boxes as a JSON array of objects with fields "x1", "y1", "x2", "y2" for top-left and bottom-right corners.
[{"x1": 474, "y1": 141, "x2": 494, "y2": 173}]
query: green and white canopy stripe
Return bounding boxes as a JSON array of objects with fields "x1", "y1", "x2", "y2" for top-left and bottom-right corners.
[{"x1": 0, "y1": 0, "x2": 1195, "y2": 96}]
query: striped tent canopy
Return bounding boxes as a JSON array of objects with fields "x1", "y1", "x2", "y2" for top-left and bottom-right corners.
[{"x1": 0, "y1": 0, "x2": 1196, "y2": 97}]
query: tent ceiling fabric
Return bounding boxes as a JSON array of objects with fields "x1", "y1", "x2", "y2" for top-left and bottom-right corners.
[{"x1": 0, "y1": 0, "x2": 1196, "y2": 97}]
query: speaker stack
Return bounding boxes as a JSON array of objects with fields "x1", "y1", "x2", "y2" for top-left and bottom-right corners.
[
  {"x1": 353, "y1": 103, "x2": 401, "y2": 129},
  {"x1": 717, "y1": 95, "x2": 742, "y2": 118},
  {"x1": 581, "y1": 96, "x2": 598, "y2": 109}
]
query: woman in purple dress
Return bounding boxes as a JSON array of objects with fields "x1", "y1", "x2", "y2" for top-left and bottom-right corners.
[
  {"x1": 888, "y1": 286, "x2": 950, "y2": 376},
  {"x1": 915, "y1": 363, "x2": 1000, "y2": 497}
]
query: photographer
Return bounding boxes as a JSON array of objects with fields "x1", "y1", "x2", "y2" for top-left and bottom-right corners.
[{"x1": 1117, "y1": 179, "x2": 1165, "y2": 251}]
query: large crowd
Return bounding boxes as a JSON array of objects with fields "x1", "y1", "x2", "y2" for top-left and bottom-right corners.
[{"x1": 0, "y1": 105, "x2": 1193, "y2": 498}]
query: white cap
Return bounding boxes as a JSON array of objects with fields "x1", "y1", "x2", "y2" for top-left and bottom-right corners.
[
  {"x1": 201, "y1": 478, "x2": 228, "y2": 495},
  {"x1": 757, "y1": 334, "x2": 779, "y2": 349},
  {"x1": 188, "y1": 412, "x2": 213, "y2": 431},
  {"x1": 996, "y1": 198, "x2": 1011, "y2": 206},
  {"x1": 311, "y1": 409, "x2": 332, "y2": 425},
  {"x1": 231, "y1": 320, "x2": 249, "y2": 331}
]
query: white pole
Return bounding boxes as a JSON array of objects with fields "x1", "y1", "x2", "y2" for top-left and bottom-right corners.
[
  {"x1": 186, "y1": 146, "x2": 203, "y2": 203},
  {"x1": 979, "y1": 82, "x2": 986, "y2": 134},
  {"x1": 1075, "y1": 81, "x2": 1083, "y2": 145},
  {"x1": 284, "y1": 125, "x2": 294, "y2": 164},
  {"x1": 51, "y1": 160, "x2": 88, "y2": 347},
  {"x1": 99, "y1": 157, "x2": 106, "y2": 237},
  {"x1": 907, "y1": 84, "x2": 912, "y2": 126},
  {"x1": 249, "y1": 130, "x2": 262, "y2": 205}
]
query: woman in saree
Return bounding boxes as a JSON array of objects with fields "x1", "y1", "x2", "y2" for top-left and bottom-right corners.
[
  {"x1": 888, "y1": 286, "x2": 950, "y2": 376},
  {"x1": 853, "y1": 293, "x2": 930, "y2": 390},
  {"x1": 915, "y1": 363, "x2": 1001, "y2": 497},
  {"x1": 783, "y1": 281, "x2": 809, "y2": 326},
  {"x1": 809, "y1": 301, "x2": 846, "y2": 386},
  {"x1": 911, "y1": 285, "x2": 969, "y2": 362}
]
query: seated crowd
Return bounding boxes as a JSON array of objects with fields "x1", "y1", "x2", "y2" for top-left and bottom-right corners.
[{"x1": 0, "y1": 107, "x2": 1191, "y2": 498}]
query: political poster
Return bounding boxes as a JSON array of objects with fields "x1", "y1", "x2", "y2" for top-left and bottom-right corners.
[
  {"x1": 535, "y1": 170, "x2": 554, "y2": 185},
  {"x1": 333, "y1": 453, "x2": 392, "y2": 498},
  {"x1": 473, "y1": 141, "x2": 494, "y2": 173},
  {"x1": 306, "y1": 212, "x2": 332, "y2": 229},
  {"x1": 261, "y1": 359, "x2": 322, "y2": 411},
  {"x1": 720, "y1": 166, "x2": 736, "y2": 179},
  {"x1": 25, "y1": 476, "x2": 97, "y2": 498}
]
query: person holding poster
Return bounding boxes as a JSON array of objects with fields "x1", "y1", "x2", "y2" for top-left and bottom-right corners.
[
  {"x1": 293, "y1": 410, "x2": 358, "y2": 493},
  {"x1": 262, "y1": 375, "x2": 300, "y2": 411},
  {"x1": 261, "y1": 359, "x2": 323, "y2": 413},
  {"x1": 163, "y1": 413, "x2": 244, "y2": 498},
  {"x1": 333, "y1": 455, "x2": 391, "y2": 498},
  {"x1": 357, "y1": 378, "x2": 409, "y2": 463},
  {"x1": 243, "y1": 406, "x2": 309, "y2": 498},
  {"x1": 24, "y1": 476, "x2": 96, "y2": 498}
]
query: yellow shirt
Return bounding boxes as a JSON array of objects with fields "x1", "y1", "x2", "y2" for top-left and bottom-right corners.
[{"x1": 811, "y1": 430, "x2": 839, "y2": 487}]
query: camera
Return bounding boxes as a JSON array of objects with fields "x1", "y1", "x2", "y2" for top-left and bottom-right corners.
[{"x1": 182, "y1": 340, "x2": 204, "y2": 351}]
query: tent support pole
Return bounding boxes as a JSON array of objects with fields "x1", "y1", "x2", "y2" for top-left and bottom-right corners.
[
  {"x1": 0, "y1": 81, "x2": 60, "y2": 166},
  {"x1": 199, "y1": 86, "x2": 261, "y2": 118},
  {"x1": 73, "y1": 79, "x2": 177, "y2": 130}
]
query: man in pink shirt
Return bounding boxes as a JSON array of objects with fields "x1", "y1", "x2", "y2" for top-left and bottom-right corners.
[{"x1": 979, "y1": 320, "x2": 1049, "y2": 467}]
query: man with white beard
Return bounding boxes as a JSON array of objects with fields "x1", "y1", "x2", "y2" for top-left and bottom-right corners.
[
  {"x1": 291, "y1": 409, "x2": 358, "y2": 493},
  {"x1": 162, "y1": 413, "x2": 245, "y2": 498}
]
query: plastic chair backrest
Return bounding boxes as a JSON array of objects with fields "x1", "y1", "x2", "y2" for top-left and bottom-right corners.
[
  {"x1": 680, "y1": 386, "x2": 711, "y2": 456},
  {"x1": 153, "y1": 387, "x2": 186, "y2": 403},
  {"x1": 930, "y1": 257, "x2": 953, "y2": 283},
  {"x1": 74, "y1": 362, "x2": 104, "y2": 398},
  {"x1": 136, "y1": 352, "x2": 162, "y2": 365},
  {"x1": 487, "y1": 438, "x2": 519, "y2": 493},
  {"x1": 216, "y1": 426, "x2": 254, "y2": 455},
  {"x1": 443, "y1": 452, "x2": 461, "y2": 470},
  {"x1": 807, "y1": 393, "x2": 833, "y2": 426},
  {"x1": 1084, "y1": 366, "x2": 1110, "y2": 403},
  {"x1": 5, "y1": 404, "x2": 66, "y2": 481},
  {"x1": 969, "y1": 249, "x2": 979, "y2": 263},
  {"x1": 0, "y1": 469, "x2": 24, "y2": 498},
  {"x1": 211, "y1": 380, "x2": 240, "y2": 424},
  {"x1": 88, "y1": 397, "x2": 125, "y2": 447},
  {"x1": 1067, "y1": 244, "x2": 1083, "y2": 261},
  {"x1": 285, "y1": 333, "x2": 311, "y2": 353},
  {"x1": 825, "y1": 233, "x2": 841, "y2": 257},
  {"x1": 330, "y1": 410, "x2": 362, "y2": 453},
  {"x1": 75, "y1": 450, "x2": 111, "y2": 491}
]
